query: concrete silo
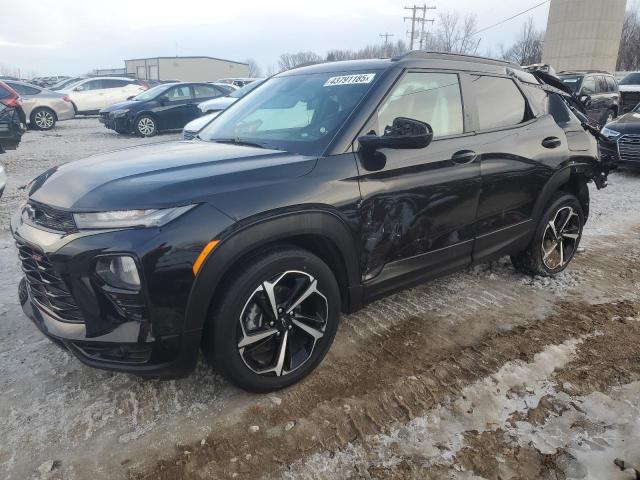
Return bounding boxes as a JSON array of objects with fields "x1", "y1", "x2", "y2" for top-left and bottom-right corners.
[{"x1": 542, "y1": 0, "x2": 627, "y2": 72}]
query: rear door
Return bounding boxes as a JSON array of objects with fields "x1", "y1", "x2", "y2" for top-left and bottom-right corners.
[
  {"x1": 190, "y1": 84, "x2": 224, "y2": 121},
  {"x1": 357, "y1": 70, "x2": 481, "y2": 292},
  {"x1": 464, "y1": 73, "x2": 571, "y2": 263},
  {"x1": 71, "y1": 79, "x2": 104, "y2": 111}
]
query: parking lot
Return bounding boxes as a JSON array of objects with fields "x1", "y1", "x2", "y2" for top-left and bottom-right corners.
[{"x1": 1, "y1": 118, "x2": 640, "y2": 479}]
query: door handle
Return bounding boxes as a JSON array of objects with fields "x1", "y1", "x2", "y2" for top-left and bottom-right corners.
[
  {"x1": 542, "y1": 137, "x2": 562, "y2": 149},
  {"x1": 451, "y1": 150, "x2": 477, "y2": 165}
]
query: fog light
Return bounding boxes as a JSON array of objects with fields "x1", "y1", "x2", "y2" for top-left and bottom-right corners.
[{"x1": 96, "y1": 256, "x2": 141, "y2": 290}]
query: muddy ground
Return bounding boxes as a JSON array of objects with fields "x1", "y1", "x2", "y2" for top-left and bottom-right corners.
[{"x1": 1, "y1": 118, "x2": 640, "y2": 480}]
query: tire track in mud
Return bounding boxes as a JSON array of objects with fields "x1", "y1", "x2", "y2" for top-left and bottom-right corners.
[{"x1": 134, "y1": 240, "x2": 640, "y2": 480}]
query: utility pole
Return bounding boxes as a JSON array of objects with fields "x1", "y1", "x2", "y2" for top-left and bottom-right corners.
[
  {"x1": 404, "y1": 4, "x2": 436, "y2": 50},
  {"x1": 418, "y1": 6, "x2": 435, "y2": 50},
  {"x1": 379, "y1": 33, "x2": 395, "y2": 45}
]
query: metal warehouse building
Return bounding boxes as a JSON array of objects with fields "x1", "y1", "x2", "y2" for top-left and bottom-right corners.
[
  {"x1": 125, "y1": 56, "x2": 250, "y2": 82},
  {"x1": 542, "y1": 0, "x2": 627, "y2": 72}
]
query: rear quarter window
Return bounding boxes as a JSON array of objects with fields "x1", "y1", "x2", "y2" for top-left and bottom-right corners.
[{"x1": 467, "y1": 75, "x2": 528, "y2": 130}]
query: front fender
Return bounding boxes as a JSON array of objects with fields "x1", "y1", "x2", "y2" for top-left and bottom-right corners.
[{"x1": 183, "y1": 209, "x2": 361, "y2": 333}]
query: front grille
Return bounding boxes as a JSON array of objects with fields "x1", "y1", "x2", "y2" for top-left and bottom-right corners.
[
  {"x1": 618, "y1": 134, "x2": 640, "y2": 164},
  {"x1": 26, "y1": 201, "x2": 77, "y2": 233},
  {"x1": 621, "y1": 91, "x2": 640, "y2": 112},
  {"x1": 17, "y1": 242, "x2": 84, "y2": 323}
]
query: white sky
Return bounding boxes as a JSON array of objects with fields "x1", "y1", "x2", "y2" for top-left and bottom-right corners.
[{"x1": 1, "y1": 0, "x2": 550, "y2": 77}]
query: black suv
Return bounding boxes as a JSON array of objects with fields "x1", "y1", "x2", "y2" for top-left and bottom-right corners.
[
  {"x1": 558, "y1": 71, "x2": 620, "y2": 125},
  {"x1": 12, "y1": 53, "x2": 606, "y2": 392}
]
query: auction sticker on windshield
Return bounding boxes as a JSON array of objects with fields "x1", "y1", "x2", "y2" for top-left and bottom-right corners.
[{"x1": 324, "y1": 74, "x2": 376, "y2": 86}]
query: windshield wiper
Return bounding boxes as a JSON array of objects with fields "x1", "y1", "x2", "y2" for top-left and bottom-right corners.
[{"x1": 213, "y1": 137, "x2": 271, "y2": 149}]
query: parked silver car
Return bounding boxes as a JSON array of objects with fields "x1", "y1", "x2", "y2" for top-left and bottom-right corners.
[{"x1": 4, "y1": 80, "x2": 75, "y2": 130}]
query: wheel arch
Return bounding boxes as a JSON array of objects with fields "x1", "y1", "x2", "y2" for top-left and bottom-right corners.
[
  {"x1": 532, "y1": 166, "x2": 591, "y2": 223},
  {"x1": 30, "y1": 106, "x2": 57, "y2": 128},
  {"x1": 183, "y1": 210, "x2": 363, "y2": 335}
]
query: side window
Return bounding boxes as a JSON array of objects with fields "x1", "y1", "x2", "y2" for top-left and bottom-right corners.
[
  {"x1": 80, "y1": 79, "x2": 103, "y2": 91},
  {"x1": 581, "y1": 76, "x2": 596, "y2": 95},
  {"x1": 522, "y1": 84, "x2": 548, "y2": 117},
  {"x1": 595, "y1": 76, "x2": 607, "y2": 94},
  {"x1": 102, "y1": 79, "x2": 129, "y2": 89},
  {"x1": 376, "y1": 72, "x2": 464, "y2": 139},
  {"x1": 166, "y1": 85, "x2": 192, "y2": 101},
  {"x1": 7, "y1": 83, "x2": 40, "y2": 95},
  {"x1": 467, "y1": 75, "x2": 527, "y2": 130},
  {"x1": 548, "y1": 93, "x2": 572, "y2": 125},
  {"x1": 193, "y1": 84, "x2": 220, "y2": 99},
  {"x1": 606, "y1": 76, "x2": 617, "y2": 92}
]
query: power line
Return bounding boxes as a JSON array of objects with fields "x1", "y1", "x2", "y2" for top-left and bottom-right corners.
[
  {"x1": 404, "y1": 4, "x2": 436, "y2": 50},
  {"x1": 472, "y1": 0, "x2": 550, "y2": 36}
]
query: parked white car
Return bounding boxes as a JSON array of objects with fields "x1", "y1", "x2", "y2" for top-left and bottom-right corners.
[{"x1": 60, "y1": 77, "x2": 147, "y2": 114}]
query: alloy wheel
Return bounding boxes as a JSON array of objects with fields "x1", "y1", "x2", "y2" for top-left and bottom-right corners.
[
  {"x1": 34, "y1": 110, "x2": 55, "y2": 129},
  {"x1": 237, "y1": 270, "x2": 328, "y2": 377},
  {"x1": 541, "y1": 206, "x2": 581, "y2": 270},
  {"x1": 137, "y1": 117, "x2": 155, "y2": 136}
]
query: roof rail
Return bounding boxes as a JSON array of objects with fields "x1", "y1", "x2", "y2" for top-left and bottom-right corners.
[
  {"x1": 558, "y1": 70, "x2": 612, "y2": 75},
  {"x1": 392, "y1": 50, "x2": 520, "y2": 68}
]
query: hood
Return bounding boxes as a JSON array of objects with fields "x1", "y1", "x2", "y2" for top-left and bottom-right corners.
[
  {"x1": 29, "y1": 141, "x2": 316, "y2": 211},
  {"x1": 198, "y1": 96, "x2": 236, "y2": 112},
  {"x1": 619, "y1": 85, "x2": 640, "y2": 92},
  {"x1": 184, "y1": 112, "x2": 221, "y2": 133},
  {"x1": 605, "y1": 111, "x2": 640, "y2": 133},
  {"x1": 100, "y1": 100, "x2": 139, "y2": 113}
]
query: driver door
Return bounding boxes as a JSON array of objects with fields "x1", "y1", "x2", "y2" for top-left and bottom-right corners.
[
  {"x1": 356, "y1": 71, "x2": 481, "y2": 295},
  {"x1": 158, "y1": 85, "x2": 194, "y2": 130}
]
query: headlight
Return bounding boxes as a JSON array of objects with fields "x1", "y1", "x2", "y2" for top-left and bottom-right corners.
[
  {"x1": 601, "y1": 127, "x2": 622, "y2": 140},
  {"x1": 74, "y1": 205, "x2": 195, "y2": 229},
  {"x1": 112, "y1": 108, "x2": 130, "y2": 118}
]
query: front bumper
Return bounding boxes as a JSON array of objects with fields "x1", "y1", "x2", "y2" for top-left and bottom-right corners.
[
  {"x1": 10, "y1": 203, "x2": 232, "y2": 378},
  {"x1": 600, "y1": 137, "x2": 640, "y2": 168},
  {"x1": 99, "y1": 113, "x2": 132, "y2": 133}
]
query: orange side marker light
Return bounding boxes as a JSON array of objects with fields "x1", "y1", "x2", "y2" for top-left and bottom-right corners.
[{"x1": 192, "y1": 240, "x2": 220, "y2": 276}]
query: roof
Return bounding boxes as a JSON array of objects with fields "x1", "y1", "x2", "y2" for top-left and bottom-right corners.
[
  {"x1": 124, "y1": 56, "x2": 248, "y2": 66},
  {"x1": 278, "y1": 51, "x2": 524, "y2": 77}
]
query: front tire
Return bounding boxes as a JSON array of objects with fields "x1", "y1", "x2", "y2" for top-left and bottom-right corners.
[
  {"x1": 30, "y1": 107, "x2": 57, "y2": 130},
  {"x1": 511, "y1": 192, "x2": 584, "y2": 276},
  {"x1": 134, "y1": 114, "x2": 157, "y2": 137},
  {"x1": 203, "y1": 247, "x2": 341, "y2": 392}
]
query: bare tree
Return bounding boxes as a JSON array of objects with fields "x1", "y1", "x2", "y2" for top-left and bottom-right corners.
[
  {"x1": 245, "y1": 58, "x2": 262, "y2": 78},
  {"x1": 326, "y1": 39, "x2": 408, "y2": 62},
  {"x1": 617, "y1": 4, "x2": 640, "y2": 71},
  {"x1": 278, "y1": 51, "x2": 323, "y2": 71},
  {"x1": 502, "y1": 17, "x2": 545, "y2": 66},
  {"x1": 423, "y1": 12, "x2": 480, "y2": 55}
]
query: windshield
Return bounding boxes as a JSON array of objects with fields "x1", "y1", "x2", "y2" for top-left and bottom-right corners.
[
  {"x1": 559, "y1": 76, "x2": 583, "y2": 93},
  {"x1": 53, "y1": 78, "x2": 83, "y2": 90},
  {"x1": 620, "y1": 73, "x2": 640, "y2": 85},
  {"x1": 230, "y1": 80, "x2": 264, "y2": 99},
  {"x1": 133, "y1": 84, "x2": 174, "y2": 102},
  {"x1": 199, "y1": 71, "x2": 380, "y2": 156}
]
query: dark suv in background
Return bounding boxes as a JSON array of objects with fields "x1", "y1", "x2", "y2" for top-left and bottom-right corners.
[
  {"x1": 13, "y1": 53, "x2": 606, "y2": 392},
  {"x1": 558, "y1": 71, "x2": 620, "y2": 124}
]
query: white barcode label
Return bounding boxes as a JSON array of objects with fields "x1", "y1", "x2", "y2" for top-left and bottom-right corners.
[{"x1": 324, "y1": 73, "x2": 376, "y2": 87}]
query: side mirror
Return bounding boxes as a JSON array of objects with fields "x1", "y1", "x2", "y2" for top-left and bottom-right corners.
[
  {"x1": 580, "y1": 94, "x2": 591, "y2": 106},
  {"x1": 358, "y1": 117, "x2": 433, "y2": 152},
  {"x1": 74, "y1": 86, "x2": 84, "y2": 92}
]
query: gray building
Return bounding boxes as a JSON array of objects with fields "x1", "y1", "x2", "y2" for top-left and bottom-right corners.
[
  {"x1": 542, "y1": 0, "x2": 627, "y2": 73},
  {"x1": 124, "y1": 56, "x2": 249, "y2": 82}
]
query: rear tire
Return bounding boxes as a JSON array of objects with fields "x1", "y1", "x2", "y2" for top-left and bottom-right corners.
[
  {"x1": 134, "y1": 114, "x2": 157, "y2": 137},
  {"x1": 511, "y1": 192, "x2": 584, "y2": 276},
  {"x1": 30, "y1": 107, "x2": 57, "y2": 130},
  {"x1": 203, "y1": 246, "x2": 341, "y2": 392}
]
